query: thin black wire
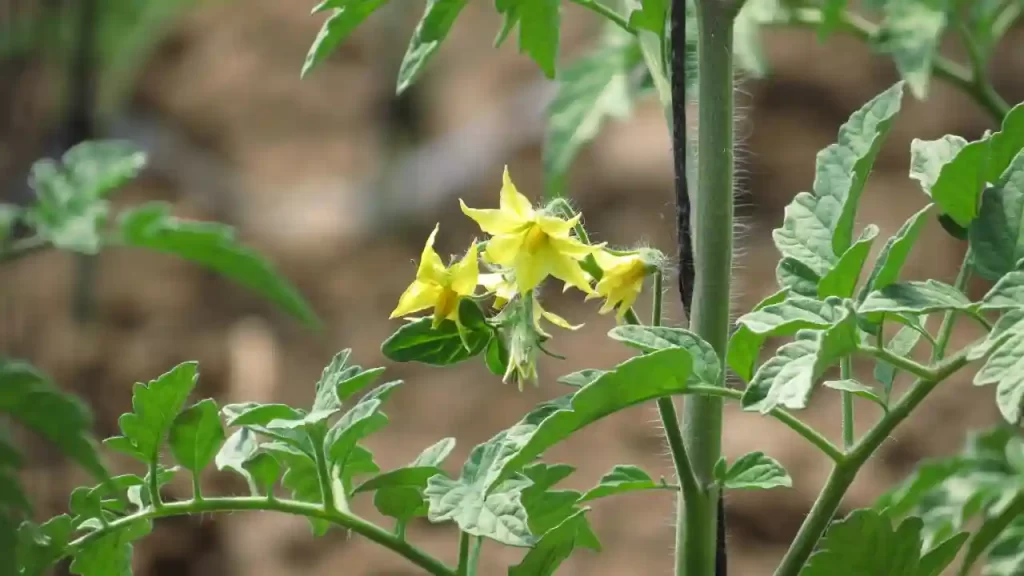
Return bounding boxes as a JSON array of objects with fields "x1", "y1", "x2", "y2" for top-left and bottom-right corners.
[{"x1": 670, "y1": 2, "x2": 727, "y2": 575}]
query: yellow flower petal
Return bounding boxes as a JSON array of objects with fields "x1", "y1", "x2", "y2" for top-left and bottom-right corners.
[
  {"x1": 536, "y1": 213, "x2": 581, "y2": 239},
  {"x1": 592, "y1": 249, "x2": 621, "y2": 270},
  {"x1": 500, "y1": 166, "x2": 535, "y2": 220},
  {"x1": 415, "y1": 224, "x2": 448, "y2": 284},
  {"x1": 546, "y1": 249, "x2": 595, "y2": 294},
  {"x1": 514, "y1": 250, "x2": 551, "y2": 293},
  {"x1": 485, "y1": 233, "x2": 526, "y2": 266},
  {"x1": 614, "y1": 289, "x2": 641, "y2": 322},
  {"x1": 390, "y1": 280, "x2": 442, "y2": 318},
  {"x1": 548, "y1": 235, "x2": 603, "y2": 259},
  {"x1": 459, "y1": 199, "x2": 526, "y2": 235},
  {"x1": 449, "y1": 241, "x2": 480, "y2": 296},
  {"x1": 541, "y1": 308, "x2": 582, "y2": 331}
]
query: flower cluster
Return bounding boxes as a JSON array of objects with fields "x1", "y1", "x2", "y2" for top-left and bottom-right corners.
[{"x1": 389, "y1": 166, "x2": 662, "y2": 388}]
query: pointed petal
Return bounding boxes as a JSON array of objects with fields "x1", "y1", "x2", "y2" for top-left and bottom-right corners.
[
  {"x1": 479, "y1": 272, "x2": 504, "y2": 292},
  {"x1": 541, "y1": 307, "x2": 582, "y2": 331},
  {"x1": 615, "y1": 289, "x2": 641, "y2": 321},
  {"x1": 390, "y1": 280, "x2": 442, "y2": 318},
  {"x1": 460, "y1": 199, "x2": 525, "y2": 235},
  {"x1": 485, "y1": 232, "x2": 526, "y2": 266},
  {"x1": 546, "y1": 250, "x2": 595, "y2": 294},
  {"x1": 549, "y1": 235, "x2": 603, "y2": 259},
  {"x1": 592, "y1": 249, "x2": 623, "y2": 270},
  {"x1": 450, "y1": 241, "x2": 480, "y2": 295},
  {"x1": 415, "y1": 224, "x2": 448, "y2": 284},
  {"x1": 514, "y1": 252, "x2": 550, "y2": 293},
  {"x1": 536, "y1": 213, "x2": 581, "y2": 238},
  {"x1": 500, "y1": 166, "x2": 535, "y2": 219}
]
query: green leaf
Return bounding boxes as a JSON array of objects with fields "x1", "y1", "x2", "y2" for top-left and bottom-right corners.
[
  {"x1": 543, "y1": 33, "x2": 639, "y2": 197},
  {"x1": 485, "y1": 334, "x2": 511, "y2": 377},
  {"x1": 118, "y1": 203, "x2": 318, "y2": 327},
  {"x1": 500, "y1": 0, "x2": 560, "y2": 78},
  {"x1": 860, "y1": 204, "x2": 934, "y2": 301},
  {"x1": 222, "y1": 403, "x2": 304, "y2": 428},
  {"x1": 818, "y1": 225, "x2": 878, "y2": 298},
  {"x1": 310, "y1": 349, "x2": 385, "y2": 412},
  {"x1": 715, "y1": 451, "x2": 791, "y2": 490},
  {"x1": 925, "y1": 136, "x2": 992, "y2": 228},
  {"x1": 556, "y1": 369, "x2": 607, "y2": 388},
  {"x1": 302, "y1": 0, "x2": 390, "y2": 78},
  {"x1": 627, "y1": 0, "x2": 667, "y2": 33},
  {"x1": 0, "y1": 360, "x2": 108, "y2": 483},
  {"x1": 356, "y1": 438, "x2": 455, "y2": 521},
  {"x1": 981, "y1": 267, "x2": 1024, "y2": 311},
  {"x1": 495, "y1": 348, "x2": 692, "y2": 483},
  {"x1": 396, "y1": 0, "x2": 469, "y2": 94},
  {"x1": 824, "y1": 379, "x2": 887, "y2": 410},
  {"x1": 819, "y1": 0, "x2": 849, "y2": 39},
  {"x1": 168, "y1": 398, "x2": 224, "y2": 475},
  {"x1": 107, "y1": 362, "x2": 198, "y2": 465},
  {"x1": 971, "y1": 151, "x2": 1024, "y2": 281},
  {"x1": 874, "y1": 0, "x2": 948, "y2": 99},
  {"x1": 381, "y1": 317, "x2": 489, "y2": 365},
  {"x1": 974, "y1": 329, "x2": 1024, "y2": 424},
  {"x1": 424, "y1": 427, "x2": 536, "y2": 546},
  {"x1": 776, "y1": 257, "x2": 822, "y2": 297},
  {"x1": 812, "y1": 81, "x2": 906, "y2": 253},
  {"x1": 579, "y1": 465, "x2": 660, "y2": 502},
  {"x1": 25, "y1": 141, "x2": 146, "y2": 254},
  {"x1": 727, "y1": 288, "x2": 789, "y2": 381},
  {"x1": 508, "y1": 509, "x2": 589, "y2": 576},
  {"x1": 860, "y1": 280, "x2": 973, "y2": 320},
  {"x1": 773, "y1": 193, "x2": 838, "y2": 279},
  {"x1": 215, "y1": 428, "x2": 260, "y2": 492},
  {"x1": 16, "y1": 515, "x2": 73, "y2": 576},
  {"x1": 125, "y1": 467, "x2": 176, "y2": 511},
  {"x1": 874, "y1": 322, "x2": 926, "y2": 401},
  {"x1": 265, "y1": 443, "x2": 332, "y2": 535},
  {"x1": 984, "y1": 521, "x2": 1024, "y2": 576},
  {"x1": 69, "y1": 519, "x2": 152, "y2": 576},
  {"x1": 608, "y1": 325, "x2": 719, "y2": 385},
  {"x1": 910, "y1": 136, "x2": 968, "y2": 193},
  {"x1": 244, "y1": 452, "x2": 282, "y2": 496},
  {"x1": 519, "y1": 463, "x2": 599, "y2": 551},
  {"x1": 800, "y1": 509, "x2": 964, "y2": 576},
  {"x1": 988, "y1": 103, "x2": 1024, "y2": 183},
  {"x1": 875, "y1": 456, "x2": 978, "y2": 518},
  {"x1": 918, "y1": 531, "x2": 971, "y2": 576}
]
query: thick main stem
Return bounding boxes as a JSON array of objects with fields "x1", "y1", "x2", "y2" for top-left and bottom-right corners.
[{"x1": 673, "y1": 1, "x2": 736, "y2": 574}]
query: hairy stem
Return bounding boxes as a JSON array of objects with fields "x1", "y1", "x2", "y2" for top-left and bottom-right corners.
[{"x1": 67, "y1": 497, "x2": 456, "y2": 576}]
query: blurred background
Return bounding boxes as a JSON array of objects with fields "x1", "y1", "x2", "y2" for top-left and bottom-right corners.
[{"x1": 2, "y1": 1, "x2": 1022, "y2": 574}]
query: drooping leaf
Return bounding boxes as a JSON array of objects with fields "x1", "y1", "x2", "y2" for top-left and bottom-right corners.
[
  {"x1": 381, "y1": 317, "x2": 490, "y2": 365},
  {"x1": 0, "y1": 360, "x2": 108, "y2": 484},
  {"x1": 727, "y1": 289, "x2": 789, "y2": 382},
  {"x1": 608, "y1": 325, "x2": 719, "y2": 385},
  {"x1": 715, "y1": 451, "x2": 792, "y2": 490},
  {"x1": 873, "y1": 0, "x2": 948, "y2": 99},
  {"x1": 396, "y1": 0, "x2": 469, "y2": 94},
  {"x1": 68, "y1": 518, "x2": 152, "y2": 576},
  {"x1": 859, "y1": 204, "x2": 934, "y2": 301},
  {"x1": 971, "y1": 151, "x2": 1024, "y2": 281},
  {"x1": 824, "y1": 379, "x2": 887, "y2": 410},
  {"x1": 118, "y1": 203, "x2": 318, "y2": 326},
  {"x1": 818, "y1": 225, "x2": 878, "y2": 298},
  {"x1": 495, "y1": 348, "x2": 692, "y2": 482},
  {"x1": 168, "y1": 398, "x2": 225, "y2": 475},
  {"x1": 860, "y1": 280, "x2": 973, "y2": 320},
  {"x1": 106, "y1": 362, "x2": 198, "y2": 465},
  {"x1": 543, "y1": 32, "x2": 639, "y2": 197},
  {"x1": 579, "y1": 465, "x2": 660, "y2": 502},
  {"x1": 302, "y1": 0, "x2": 390, "y2": 78}
]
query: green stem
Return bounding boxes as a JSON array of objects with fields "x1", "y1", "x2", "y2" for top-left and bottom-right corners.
[
  {"x1": 840, "y1": 358, "x2": 855, "y2": 450},
  {"x1": 567, "y1": 0, "x2": 634, "y2": 33},
  {"x1": 769, "y1": 7, "x2": 1010, "y2": 122},
  {"x1": 774, "y1": 252, "x2": 975, "y2": 576},
  {"x1": 313, "y1": 440, "x2": 337, "y2": 514},
  {"x1": 468, "y1": 536, "x2": 483, "y2": 576},
  {"x1": 67, "y1": 497, "x2": 455, "y2": 576},
  {"x1": 457, "y1": 531, "x2": 471, "y2": 576},
  {"x1": 191, "y1": 472, "x2": 203, "y2": 503},
  {"x1": 932, "y1": 250, "x2": 973, "y2": 363},
  {"x1": 148, "y1": 463, "x2": 163, "y2": 509},
  {"x1": 678, "y1": 1, "x2": 737, "y2": 573}
]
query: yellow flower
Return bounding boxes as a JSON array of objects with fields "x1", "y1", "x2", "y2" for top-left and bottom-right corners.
[
  {"x1": 460, "y1": 166, "x2": 601, "y2": 295},
  {"x1": 479, "y1": 271, "x2": 580, "y2": 337},
  {"x1": 532, "y1": 299, "x2": 581, "y2": 338},
  {"x1": 589, "y1": 250, "x2": 652, "y2": 320},
  {"x1": 390, "y1": 224, "x2": 479, "y2": 328}
]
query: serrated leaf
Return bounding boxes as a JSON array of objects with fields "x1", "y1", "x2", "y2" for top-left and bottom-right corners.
[
  {"x1": 302, "y1": 0, "x2": 390, "y2": 78},
  {"x1": 974, "y1": 329, "x2": 1024, "y2": 424},
  {"x1": 556, "y1": 368, "x2": 607, "y2": 388},
  {"x1": 860, "y1": 204, "x2": 934, "y2": 301},
  {"x1": 579, "y1": 465, "x2": 659, "y2": 502},
  {"x1": 396, "y1": 0, "x2": 469, "y2": 94},
  {"x1": 0, "y1": 360, "x2": 108, "y2": 484},
  {"x1": 980, "y1": 266, "x2": 1024, "y2": 311},
  {"x1": 519, "y1": 463, "x2": 599, "y2": 551},
  {"x1": 773, "y1": 193, "x2": 838, "y2": 279},
  {"x1": 608, "y1": 325, "x2": 719, "y2": 385},
  {"x1": 727, "y1": 289, "x2": 789, "y2": 382},
  {"x1": 311, "y1": 349, "x2": 385, "y2": 412},
  {"x1": 381, "y1": 317, "x2": 489, "y2": 365},
  {"x1": 495, "y1": 348, "x2": 692, "y2": 483},
  {"x1": 716, "y1": 451, "x2": 792, "y2": 490},
  {"x1": 118, "y1": 203, "x2": 317, "y2": 326},
  {"x1": 543, "y1": 33, "x2": 639, "y2": 198},
  {"x1": 507, "y1": 0, "x2": 560, "y2": 78},
  {"x1": 874, "y1": 0, "x2": 948, "y2": 99},
  {"x1": 508, "y1": 508, "x2": 589, "y2": 576},
  {"x1": 971, "y1": 151, "x2": 1024, "y2": 281},
  {"x1": 69, "y1": 518, "x2": 152, "y2": 576},
  {"x1": 107, "y1": 362, "x2": 198, "y2": 465},
  {"x1": 860, "y1": 280, "x2": 973, "y2": 320},
  {"x1": 168, "y1": 398, "x2": 224, "y2": 474},
  {"x1": 325, "y1": 399, "x2": 384, "y2": 471},
  {"x1": 800, "y1": 509, "x2": 962, "y2": 576},
  {"x1": 824, "y1": 379, "x2": 887, "y2": 409},
  {"x1": 926, "y1": 136, "x2": 992, "y2": 228},
  {"x1": 16, "y1": 515, "x2": 74, "y2": 576},
  {"x1": 818, "y1": 225, "x2": 878, "y2": 298},
  {"x1": 988, "y1": 103, "x2": 1024, "y2": 183},
  {"x1": 425, "y1": 426, "x2": 536, "y2": 546}
]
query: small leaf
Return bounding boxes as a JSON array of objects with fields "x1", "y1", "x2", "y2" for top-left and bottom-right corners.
[
  {"x1": 244, "y1": 452, "x2": 282, "y2": 496},
  {"x1": 970, "y1": 151, "x2": 1024, "y2": 281},
  {"x1": 355, "y1": 437, "x2": 456, "y2": 494},
  {"x1": 16, "y1": 515, "x2": 74, "y2": 576},
  {"x1": 608, "y1": 325, "x2": 719, "y2": 385},
  {"x1": 485, "y1": 334, "x2": 511, "y2": 377},
  {"x1": 381, "y1": 317, "x2": 489, "y2": 365},
  {"x1": 925, "y1": 136, "x2": 992, "y2": 228},
  {"x1": 215, "y1": 428, "x2": 259, "y2": 492},
  {"x1": 579, "y1": 465, "x2": 659, "y2": 502},
  {"x1": 860, "y1": 204, "x2": 934, "y2": 301},
  {"x1": 118, "y1": 203, "x2": 317, "y2": 326},
  {"x1": 556, "y1": 368, "x2": 607, "y2": 388},
  {"x1": 860, "y1": 280, "x2": 973, "y2": 319},
  {"x1": 627, "y1": 0, "x2": 667, "y2": 33},
  {"x1": 508, "y1": 509, "x2": 590, "y2": 576},
  {"x1": 824, "y1": 379, "x2": 887, "y2": 410},
  {"x1": 818, "y1": 225, "x2": 878, "y2": 298},
  {"x1": 222, "y1": 403, "x2": 304, "y2": 428},
  {"x1": 169, "y1": 398, "x2": 225, "y2": 474},
  {"x1": 106, "y1": 362, "x2": 198, "y2": 465},
  {"x1": 311, "y1": 349, "x2": 385, "y2": 411},
  {"x1": 716, "y1": 452, "x2": 791, "y2": 490},
  {"x1": 874, "y1": 0, "x2": 948, "y2": 99},
  {"x1": 396, "y1": 0, "x2": 469, "y2": 94},
  {"x1": 302, "y1": 0, "x2": 390, "y2": 78},
  {"x1": 69, "y1": 519, "x2": 152, "y2": 576},
  {"x1": 727, "y1": 288, "x2": 789, "y2": 382},
  {"x1": 819, "y1": 0, "x2": 849, "y2": 39}
]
